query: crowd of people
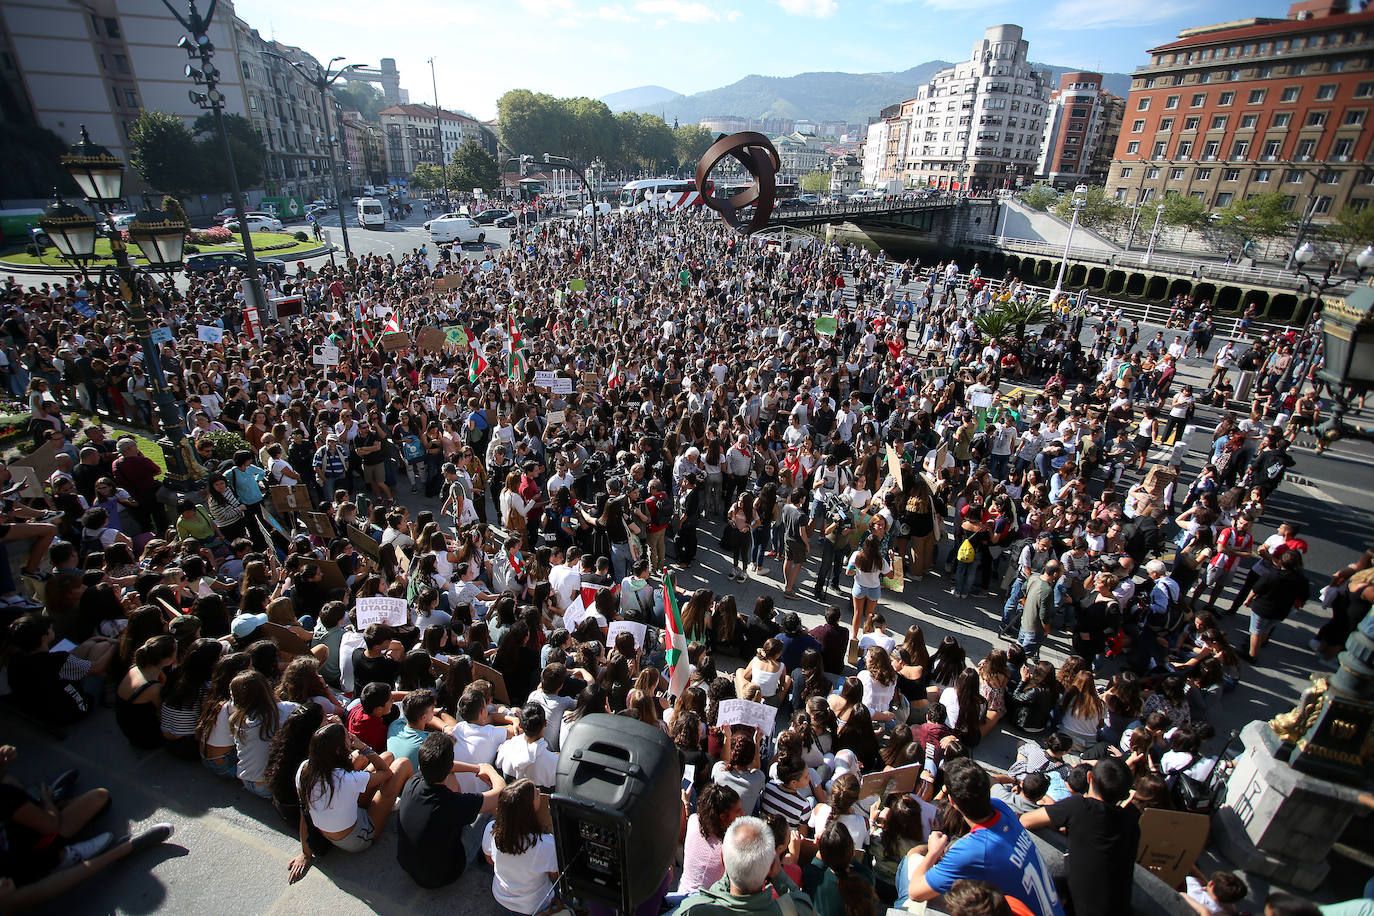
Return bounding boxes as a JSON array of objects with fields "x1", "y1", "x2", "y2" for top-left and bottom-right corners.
[{"x1": 0, "y1": 201, "x2": 1368, "y2": 915}]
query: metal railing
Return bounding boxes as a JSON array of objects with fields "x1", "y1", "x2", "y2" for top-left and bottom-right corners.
[{"x1": 767, "y1": 195, "x2": 961, "y2": 223}]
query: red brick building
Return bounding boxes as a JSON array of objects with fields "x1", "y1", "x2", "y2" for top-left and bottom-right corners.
[
  {"x1": 1105, "y1": 0, "x2": 1374, "y2": 225},
  {"x1": 1037, "y1": 72, "x2": 1124, "y2": 188}
]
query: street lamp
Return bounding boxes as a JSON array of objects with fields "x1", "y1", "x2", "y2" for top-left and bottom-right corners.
[
  {"x1": 1292, "y1": 242, "x2": 1374, "y2": 434},
  {"x1": 263, "y1": 51, "x2": 364, "y2": 260},
  {"x1": 39, "y1": 128, "x2": 195, "y2": 488},
  {"x1": 1049, "y1": 184, "x2": 1087, "y2": 304},
  {"x1": 543, "y1": 153, "x2": 598, "y2": 252},
  {"x1": 1144, "y1": 201, "x2": 1167, "y2": 266}
]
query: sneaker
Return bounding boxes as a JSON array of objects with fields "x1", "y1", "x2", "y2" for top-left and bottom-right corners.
[
  {"x1": 126, "y1": 822, "x2": 175, "y2": 855},
  {"x1": 57, "y1": 832, "x2": 116, "y2": 868},
  {"x1": 19, "y1": 570, "x2": 49, "y2": 582},
  {"x1": 50, "y1": 768, "x2": 80, "y2": 803}
]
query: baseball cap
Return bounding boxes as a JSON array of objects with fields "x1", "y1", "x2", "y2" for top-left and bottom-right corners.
[{"x1": 230, "y1": 612, "x2": 269, "y2": 639}]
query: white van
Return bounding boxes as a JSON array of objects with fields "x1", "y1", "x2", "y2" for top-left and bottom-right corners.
[{"x1": 356, "y1": 197, "x2": 385, "y2": 229}]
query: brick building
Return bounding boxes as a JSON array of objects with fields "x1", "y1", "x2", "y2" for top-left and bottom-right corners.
[
  {"x1": 1105, "y1": 0, "x2": 1374, "y2": 224},
  {"x1": 1036, "y1": 72, "x2": 1124, "y2": 188}
]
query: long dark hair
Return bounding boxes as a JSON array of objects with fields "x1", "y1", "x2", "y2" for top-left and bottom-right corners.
[
  {"x1": 264, "y1": 703, "x2": 325, "y2": 803},
  {"x1": 491, "y1": 778, "x2": 543, "y2": 855},
  {"x1": 297, "y1": 722, "x2": 352, "y2": 811},
  {"x1": 229, "y1": 670, "x2": 280, "y2": 742},
  {"x1": 196, "y1": 651, "x2": 251, "y2": 743},
  {"x1": 818, "y1": 821, "x2": 876, "y2": 916},
  {"x1": 929, "y1": 637, "x2": 966, "y2": 687},
  {"x1": 162, "y1": 638, "x2": 222, "y2": 708}
]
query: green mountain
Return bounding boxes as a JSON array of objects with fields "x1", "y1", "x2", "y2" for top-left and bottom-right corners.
[
  {"x1": 612, "y1": 63, "x2": 1132, "y2": 128},
  {"x1": 602, "y1": 85, "x2": 684, "y2": 113}
]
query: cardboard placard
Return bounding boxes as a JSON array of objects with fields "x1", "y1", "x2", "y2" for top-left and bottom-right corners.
[
  {"x1": 345, "y1": 523, "x2": 381, "y2": 560},
  {"x1": 1136, "y1": 808, "x2": 1209, "y2": 890},
  {"x1": 434, "y1": 274, "x2": 462, "y2": 290},
  {"x1": 858, "y1": 761, "x2": 925, "y2": 801},
  {"x1": 7, "y1": 464, "x2": 44, "y2": 499},
  {"x1": 312, "y1": 344, "x2": 339, "y2": 366},
  {"x1": 269, "y1": 484, "x2": 311, "y2": 514},
  {"x1": 606, "y1": 620, "x2": 646, "y2": 649},
  {"x1": 717, "y1": 699, "x2": 774, "y2": 733},
  {"x1": 381, "y1": 331, "x2": 412, "y2": 351},
  {"x1": 355, "y1": 596, "x2": 409, "y2": 628},
  {"x1": 551, "y1": 377, "x2": 573, "y2": 395},
  {"x1": 418, "y1": 327, "x2": 446, "y2": 353},
  {"x1": 13, "y1": 441, "x2": 62, "y2": 484},
  {"x1": 302, "y1": 511, "x2": 336, "y2": 539},
  {"x1": 300, "y1": 557, "x2": 346, "y2": 591},
  {"x1": 885, "y1": 444, "x2": 904, "y2": 489},
  {"x1": 546, "y1": 409, "x2": 566, "y2": 427},
  {"x1": 1143, "y1": 464, "x2": 1179, "y2": 497},
  {"x1": 581, "y1": 371, "x2": 599, "y2": 391},
  {"x1": 197, "y1": 324, "x2": 224, "y2": 344},
  {"x1": 430, "y1": 376, "x2": 450, "y2": 393},
  {"x1": 443, "y1": 325, "x2": 469, "y2": 348},
  {"x1": 533, "y1": 370, "x2": 556, "y2": 388},
  {"x1": 882, "y1": 555, "x2": 904, "y2": 591}
]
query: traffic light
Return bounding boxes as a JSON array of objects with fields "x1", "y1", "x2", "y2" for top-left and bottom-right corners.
[{"x1": 519, "y1": 155, "x2": 533, "y2": 177}]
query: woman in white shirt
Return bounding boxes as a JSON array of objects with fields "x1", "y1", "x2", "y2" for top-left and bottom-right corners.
[
  {"x1": 482, "y1": 779, "x2": 561, "y2": 915},
  {"x1": 856, "y1": 645, "x2": 898, "y2": 722},
  {"x1": 288, "y1": 722, "x2": 410, "y2": 882},
  {"x1": 737, "y1": 638, "x2": 790, "y2": 703},
  {"x1": 227, "y1": 671, "x2": 298, "y2": 799},
  {"x1": 847, "y1": 535, "x2": 891, "y2": 635}
]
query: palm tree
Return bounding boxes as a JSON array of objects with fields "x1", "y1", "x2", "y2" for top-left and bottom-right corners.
[
  {"x1": 1001, "y1": 298, "x2": 1052, "y2": 339},
  {"x1": 972, "y1": 309, "x2": 1015, "y2": 340}
]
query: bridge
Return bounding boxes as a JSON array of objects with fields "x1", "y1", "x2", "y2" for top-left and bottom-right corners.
[{"x1": 765, "y1": 196, "x2": 960, "y2": 231}]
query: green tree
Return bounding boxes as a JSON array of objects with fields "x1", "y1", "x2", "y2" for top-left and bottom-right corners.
[
  {"x1": 449, "y1": 141, "x2": 499, "y2": 191},
  {"x1": 331, "y1": 81, "x2": 386, "y2": 123},
  {"x1": 1205, "y1": 192, "x2": 1294, "y2": 255},
  {"x1": 128, "y1": 110, "x2": 202, "y2": 201},
  {"x1": 673, "y1": 124, "x2": 714, "y2": 172},
  {"x1": 409, "y1": 162, "x2": 445, "y2": 191},
  {"x1": 614, "y1": 111, "x2": 675, "y2": 173},
  {"x1": 1158, "y1": 192, "x2": 1211, "y2": 232},
  {"x1": 800, "y1": 171, "x2": 829, "y2": 193},
  {"x1": 1051, "y1": 186, "x2": 1124, "y2": 230},
  {"x1": 1322, "y1": 204, "x2": 1374, "y2": 250},
  {"x1": 1020, "y1": 184, "x2": 1057, "y2": 211},
  {"x1": 497, "y1": 89, "x2": 567, "y2": 159},
  {"x1": 192, "y1": 113, "x2": 266, "y2": 193},
  {"x1": 559, "y1": 97, "x2": 619, "y2": 165}
]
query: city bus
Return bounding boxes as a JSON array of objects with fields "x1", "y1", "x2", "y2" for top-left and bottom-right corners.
[{"x1": 618, "y1": 179, "x2": 713, "y2": 213}]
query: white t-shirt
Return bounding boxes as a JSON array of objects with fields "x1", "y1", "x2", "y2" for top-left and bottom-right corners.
[
  {"x1": 807, "y1": 805, "x2": 869, "y2": 851},
  {"x1": 234, "y1": 701, "x2": 299, "y2": 783},
  {"x1": 296, "y1": 762, "x2": 370, "y2": 833},
  {"x1": 856, "y1": 669, "x2": 896, "y2": 716},
  {"x1": 496, "y1": 735, "x2": 559, "y2": 787},
  {"x1": 482, "y1": 824, "x2": 559, "y2": 915},
  {"x1": 848, "y1": 551, "x2": 891, "y2": 589},
  {"x1": 452, "y1": 720, "x2": 507, "y2": 791},
  {"x1": 857, "y1": 630, "x2": 896, "y2": 655}
]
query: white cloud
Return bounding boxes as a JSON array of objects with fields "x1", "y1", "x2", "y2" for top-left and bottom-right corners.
[
  {"x1": 912, "y1": 0, "x2": 1006, "y2": 7},
  {"x1": 774, "y1": 0, "x2": 836, "y2": 15},
  {"x1": 725, "y1": 9, "x2": 742, "y2": 21},
  {"x1": 634, "y1": 0, "x2": 722, "y2": 22},
  {"x1": 517, "y1": 0, "x2": 575, "y2": 14},
  {"x1": 1043, "y1": 0, "x2": 1193, "y2": 29},
  {"x1": 598, "y1": 4, "x2": 639, "y2": 19}
]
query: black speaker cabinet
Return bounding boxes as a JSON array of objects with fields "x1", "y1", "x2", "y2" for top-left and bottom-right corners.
[{"x1": 551, "y1": 714, "x2": 682, "y2": 913}]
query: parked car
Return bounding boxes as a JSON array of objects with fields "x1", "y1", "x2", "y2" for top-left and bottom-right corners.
[
  {"x1": 798, "y1": 194, "x2": 819, "y2": 205},
  {"x1": 427, "y1": 214, "x2": 485, "y2": 245},
  {"x1": 493, "y1": 212, "x2": 523, "y2": 228},
  {"x1": 184, "y1": 252, "x2": 287, "y2": 278},
  {"x1": 472, "y1": 208, "x2": 510, "y2": 225},
  {"x1": 223, "y1": 214, "x2": 284, "y2": 233},
  {"x1": 777, "y1": 198, "x2": 808, "y2": 210},
  {"x1": 303, "y1": 204, "x2": 330, "y2": 221},
  {"x1": 107, "y1": 212, "x2": 138, "y2": 231}
]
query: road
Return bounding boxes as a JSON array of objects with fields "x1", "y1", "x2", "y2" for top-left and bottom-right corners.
[{"x1": 3, "y1": 214, "x2": 1374, "y2": 911}]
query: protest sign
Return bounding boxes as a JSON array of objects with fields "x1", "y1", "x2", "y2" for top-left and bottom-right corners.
[
  {"x1": 302, "y1": 512, "x2": 336, "y2": 539},
  {"x1": 534, "y1": 370, "x2": 556, "y2": 387},
  {"x1": 356, "y1": 596, "x2": 409, "y2": 628},
  {"x1": 150, "y1": 326, "x2": 174, "y2": 345},
  {"x1": 418, "y1": 327, "x2": 446, "y2": 353},
  {"x1": 269, "y1": 485, "x2": 310, "y2": 514},
  {"x1": 815, "y1": 316, "x2": 838, "y2": 337},
  {"x1": 717, "y1": 699, "x2": 774, "y2": 733},
  {"x1": 197, "y1": 324, "x2": 223, "y2": 344},
  {"x1": 606, "y1": 621, "x2": 647, "y2": 649},
  {"x1": 381, "y1": 331, "x2": 411, "y2": 351}
]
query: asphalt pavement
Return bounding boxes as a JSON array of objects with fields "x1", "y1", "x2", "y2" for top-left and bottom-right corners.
[{"x1": 4, "y1": 212, "x2": 1374, "y2": 912}]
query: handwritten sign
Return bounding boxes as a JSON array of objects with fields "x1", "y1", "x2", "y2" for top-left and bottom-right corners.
[
  {"x1": 301, "y1": 511, "x2": 336, "y2": 539},
  {"x1": 430, "y1": 376, "x2": 450, "y2": 393},
  {"x1": 150, "y1": 326, "x2": 174, "y2": 345},
  {"x1": 546, "y1": 409, "x2": 566, "y2": 427},
  {"x1": 717, "y1": 699, "x2": 774, "y2": 733},
  {"x1": 312, "y1": 344, "x2": 340, "y2": 367},
  {"x1": 970, "y1": 390, "x2": 994, "y2": 409},
  {"x1": 269, "y1": 484, "x2": 310, "y2": 514},
  {"x1": 606, "y1": 620, "x2": 646, "y2": 650},
  {"x1": 355, "y1": 596, "x2": 409, "y2": 628},
  {"x1": 444, "y1": 325, "x2": 468, "y2": 348},
  {"x1": 197, "y1": 324, "x2": 224, "y2": 344},
  {"x1": 344, "y1": 523, "x2": 380, "y2": 560},
  {"x1": 381, "y1": 331, "x2": 411, "y2": 352},
  {"x1": 418, "y1": 326, "x2": 446, "y2": 354},
  {"x1": 562, "y1": 595, "x2": 589, "y2": 630},
  {"x1": 551, "y1": 377, "x2": 573, "y2": 394},
  {"x1": 582, "y1": 371, "x2": 599, "y2": 392},
  {"x1": 533, "y1": 370, "x2": 556, "y2": 388}
]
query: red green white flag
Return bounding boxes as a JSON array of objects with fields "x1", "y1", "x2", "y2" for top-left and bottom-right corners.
[
  {"x1": 468, "y1": 348, "x2": 489, "y2": 383},
  {"x1": 663, "y1": 571, "x2": 688, "y2": 698}
]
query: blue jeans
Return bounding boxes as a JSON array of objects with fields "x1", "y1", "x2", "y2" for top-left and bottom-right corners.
[
  {"x1": 1002, "y1": 578, "x2": 1026, "y2": 628},
  {"x1": 1018, "y1": 629, "x2": 1043, "y2": 655},
  {"x1": 202, "y1": 749, "x2": 237, "y2": 778},
  {"x1": 751, "y1": 524, "x2": 772, "y2": 567},
  {"x1": 988, "y1": 453, "x2": 1010, "y2": 479},
  {"x1": 955, "y1": 559, "x2": 977, "y2": 595},
  {"x1": 610, "y1": 541, "x2": 633, "y2": 581}
]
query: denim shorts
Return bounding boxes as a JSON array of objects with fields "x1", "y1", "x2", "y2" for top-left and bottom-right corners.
[
  {"x1": 331, "y1": 807, "x2": 377, "y2": 853},
  {"x1": 242, "y1": 778, "x2": 274, "y2": 800},
  {"x1": 852, "y1": 583, "x2": 882, "y2": 601},
  {"x1": 202, "y1": 750, "x2": 237, "y2": 779},
  {"x1": 1249, "y1": 614, "x2": 1281, "y2": 637}
]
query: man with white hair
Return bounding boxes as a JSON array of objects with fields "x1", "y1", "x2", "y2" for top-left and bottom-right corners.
[
  {"x1": 674, "y1": 816, "x2": 817, "y2": 916},
  {"x1": 674, "y1": 447, "x2": 703, "y2": 489}
]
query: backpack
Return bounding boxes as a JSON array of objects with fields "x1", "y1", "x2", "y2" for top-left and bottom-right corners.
[
  {"x1": 650, "y1": 495, "x2": 673, "y2": 530},
  {"x1": 1238, "y1": 349, "x2": 1260, "y2": 372}
]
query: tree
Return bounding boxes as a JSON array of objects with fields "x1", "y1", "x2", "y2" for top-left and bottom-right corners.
[
  {"x1": 800, "y1": 171, "x2": 829, "y2": 193},
  {"x1": 559, "y1": 97, "x2": 619, "y2": 165},
  {"x1": 1019, "y1": 184, "x2": 1057, "y2": 211},
  {"x1": 409, "y1": 163, "x2": 445, "y2": 191},
  {"x1": 1051, "y1": 186, "x2": 1124, "y2": 230},
  {"x1": 673, "y1": 124, "x2": 714, "y2": 172},
  {"x1": 1158, "y1": 192, "x2": 1211, "y2": 232},
  {"x1": 192, "y1": 113, "x2": 266, "y2": 194},
  {"x1": 449, "y1": 141, "x2": 499, "y2": 191},
  {"x1": 497, "y1": 90, "x2": 567, "y2": 160},
  {"x1": 614, "y1": 112, "x2": 675, "y2": 173},
  {"x1": 1205, "y1": 192, "x2": 1294, "y2": 256},
  {"x1": 128, "y1": 110, "x2": 201, "y2": 201},
  {"x1": 331, "y1": 81, "x2": 386, "y2": 123},
  {"x1": 1323, "y1": 204, "x2": 1374, "y2": 251}
]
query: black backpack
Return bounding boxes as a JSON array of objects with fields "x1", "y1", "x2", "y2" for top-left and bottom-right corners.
[{"x1": 1238, "y1": 348, "x2": 1260, "y2": 372}]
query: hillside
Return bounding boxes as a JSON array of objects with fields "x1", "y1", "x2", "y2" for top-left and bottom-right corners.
[
  {"x1": 601, "y1": 85, "x2": 684, "y2": 113},
  {"x1": 612, "y1": 62, "x2": 1133, "y2": 127}
]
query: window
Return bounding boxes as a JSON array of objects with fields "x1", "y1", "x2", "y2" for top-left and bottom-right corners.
[
  {"x1": 1307, "y1": 111, "x2": 1327, "y2": 126},
  {"x1": 1316, "y1": 84, "x2": 1338, "y2": 101},
  {"x1": 1231, "y1": 140, "x2": 1250, "y2": 159},
  {"x1": 1254, "y1": 169, "x2": 1271, "y2": 182},
  {"x1": 1191, "y1": 93, "x2": 1207, "y2": 107},
  {"x1": 1184, "y1": 116, "x2": 1201, "y2": 131},
  {"x1": 1195, "y1": 168, "x2": 1212, "y2": 180},
  {"x1": 1346, "y1": 109, "x2": 1366, "y2": 125},
  {"x1": 1332, "y1": 138, "x2": 1355, "y2": 160},
  {"x1": 1132, "y1": 119, "x2": 1145, "y2": 132},
  {"x1": 1292, "y1": 63, "x2": 1308, "y2": 75},
  {"x1": 123, "y1": 89, "x2": 136, "y2": 107},
  {"x1": 1153, "y1": 141, "x2": 1168, "y2": 157},
  {"x1": 1321, "y1": 168, "x2": 1341, "y2": 183},
  {"x1": 1210, "y1": 115, "x2": 1228, "y2": 130},
  {"x1": 1281, "y1": 195, "x2": 1297, "y2": 212},
  {"x1": 1273, "y1": 112, "x2": 1292, "y2": 127},
  {"x1": 1120, "y1": 167, "x2": 1133, "y2": 178},
  {"x1": 104, "y1": 17, "x2": 120, "y2": 37},
  {"x1": 1313, "y1": 195, "x2": 1333, "y2": 214},
  {"x1": 1296, "y1": 138, "x2": 1317, "y2": 160},
  {"x1": 1164, "y1": 95, "x2": 1179, "y2": 109},
  {"x1": 1137, "y1": 97, "x2": 1151, "y2": 111},
  {"x1": 1146, "y1": 167, "x2": 1161, "y2": 179},
  {"x1": 113, "y1": 54, "x2": 128, "y2": 73},
  {"x1": 1357, "y1": 82, "x2": 1374, "y2": 99},
  {"x1": 1170, "y1": 167, "x2": 1186, "y2": 180},
  {"x1": 1177, "y1": 141, "x2": 1194, "y2": 158},
  {"x1": 1248, "y1": 89, "x2": 1267, "y2": 104},
  {"x1": 1331, "y1": 60, "x2": 1345, "y2": 72},
  {"x1": 1203, "y1": 140, "x2": 1221, "y2": 159},
  {"x1": 1241, "y1": 114, "x2": 1259, "y2": 129},
  {"x1": 1262, "y1": 139, "x2": 1283, "y2": 159},
  {"x1": 1351, "y1": 198, "x2": 1370, "y2": 211},
  {"x1": 1280, "y1": 86, "x2": 1300, "y2": 103},
  {"x1": 1215, "y1": 192, "x2": 1233, "y2": 206},
  {"x1": 1160, "y1": 118, "x2": 1174, "y2": 131},
  {"x1": 1126, "y1": 140, "x2": 1140, "y2": 154},
  {"x1": 1218, "y1": 91, "x2": 1235, "y2": 106},
  {"x1": 1223, "y1": 168, "x2": 1240, "y2": 181},
  {"x1": 1285, "y1": 169, "x2": 1305, "y2": 183}
]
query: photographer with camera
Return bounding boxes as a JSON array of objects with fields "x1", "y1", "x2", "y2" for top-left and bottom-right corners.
[{"x1": 812, "y1": 492, "x2": 853, "y2": 600}]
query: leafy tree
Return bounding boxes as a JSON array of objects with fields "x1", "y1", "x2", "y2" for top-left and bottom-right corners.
[
  {"x1": 331, "y1": 81, "x2": 386, "y2": 123},
  {"x1": 673, "y1": 124, "x2": 714, "y2": 172},
  {"x1": 449, "y1": 142, "x2": 499, "y2": 191},
  {"x1": 800, "y1": 172, "x2": 829, "y2": 193},
  {"x1": 559, "y1": 97, "x2": 619, "y2": 165},
  {"x1": 1051, "y1": 186, "x2": 1123, "y2": 230},
  {"x1": 128, "y1": 110, "x2": 201, "y2": 201},
  {"x1": 1158, "y1": 192, "x2": 1210, "y2": 232},
  {"x1": 1019, "y1": 184, "x2": 1057, "y2": 211},
  {"x1": 614, "y1": 111, "x2": 675, "y2": 173},
  {"x1": 1323, "y1": 204, "x2": 1374, "y2": 250},
  {"x1": 192, "y1": 113, "x2": 266, "y2": 193},
  {"x1": 1205, "y1": 192, "x2": 1294, "y2": 256},
  {"x1": 497, "y1": 90, "x2": 567, "y2": 160},
  {"x1": 409, "y1": 163, "x2": 445, "y2": 191}
]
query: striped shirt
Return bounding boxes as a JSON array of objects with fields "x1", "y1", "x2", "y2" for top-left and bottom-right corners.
[{"x1": 759, "y1": 779, "x2": 814, "y2": 829}]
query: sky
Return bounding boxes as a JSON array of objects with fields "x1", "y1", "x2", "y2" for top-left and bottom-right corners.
[{"x1": 230, "y1": 0, "x2": 1279, "y2": 121}]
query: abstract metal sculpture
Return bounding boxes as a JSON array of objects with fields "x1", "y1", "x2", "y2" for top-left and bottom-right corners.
[{"x1": 694, "y1": 132, "x2": 780, "y2": 234}]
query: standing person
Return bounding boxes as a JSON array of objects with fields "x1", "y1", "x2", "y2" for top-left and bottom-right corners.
[
  {"x1": 847, "y1": 535, "x2": 891, "y2": 636},
  {"x1": 812, "y1": 500, "x2": 852, "y2": 599},
  {"x1": 225, "y1": 450, "x2": 269, "y2": 544},
  {"x1": 396, "y1": 732, "x2": 506, "y2": 888},
  {"x1": 1020, "y1": 758, "x2": 1140, "y2": 916},
  {"x1": 1244, "y1": 550, "x2": 1310, "y2": 664},
  {"x1": 313, "y1": 435, "x2": 348, "y2": 501},
  {"x1": 779, "y1": 489, "x2": 810, "y2": 600},
  {"x1": 353, "y1": 419, "x2": 393, "y2": 504},
  {"x1": 676, "y1": 473, "x2": 703, "y2": 569},
  {"x1": 111, "y1": 436, "x2": 163, "y2": 533},
  {"x1": 1018, "y1": 562, "x2": 1061, "y2": 657}
]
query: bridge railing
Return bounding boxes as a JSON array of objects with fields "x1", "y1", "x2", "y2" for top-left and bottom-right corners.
[{"x1": 769, "y1": 195, "x2": 959, "y2": 221}]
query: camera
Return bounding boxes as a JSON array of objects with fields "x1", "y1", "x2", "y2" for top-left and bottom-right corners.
[{"x1": 821, "y1": 493, "x2": 852, "y2": 526}]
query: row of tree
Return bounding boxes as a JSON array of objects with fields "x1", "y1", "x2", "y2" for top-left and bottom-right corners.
[
  {"x1": 1020, "y1": 184, "x2": 1374, "y2": 257},
  {"x1": 495, "y1": 90, "x2": 715, "y2": 175},
  {"x1": 408, "y1": 142, "x2": 501, "y2": 192},
  {"x1": 127, "y1": 110, "x2": 267, "y2": 203}
]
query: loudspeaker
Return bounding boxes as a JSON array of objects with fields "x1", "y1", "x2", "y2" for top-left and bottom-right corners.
[{"x1": 550, "y1": 714, "x2": 681, "y2": 914}]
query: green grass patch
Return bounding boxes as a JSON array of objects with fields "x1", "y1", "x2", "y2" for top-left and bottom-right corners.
[{"x1": 0, "y1": 232, "x2": 322, "y2": 268}]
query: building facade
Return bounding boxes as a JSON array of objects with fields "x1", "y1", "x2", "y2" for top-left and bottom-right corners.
[
  {"x1": 771, "y1": 132, "x2": 831, "y2": 181},
  {"x1": 340, "y1": 110, "x2": 388, "y2": 191},
  {"x1": 831, "y1": 153, "x2": 862, "y2": 194},
  {"x1": 897, "y1": 24, "x2": 1050, "y2": 192},
  {"x1": 379, "y1": 104, "x2": 484, "y2": 182},
  {"x1": 1105, "y1": 0, "x2": 1374, "y2": 223},
  {"x1": 1036, "y1": 72, "x2": 1124, "y2": 188}
]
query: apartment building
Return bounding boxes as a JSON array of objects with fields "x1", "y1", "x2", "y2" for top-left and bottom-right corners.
[
  {"x1": 378, "y1": 103, "x2": 484, "y2": 181},
  {"x1": 1036, "y1": 72, "x2": 1124, "y2": 187},
  {"x1": 1105, "y1": 0, "x2": 1374, "y2": 221}
]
